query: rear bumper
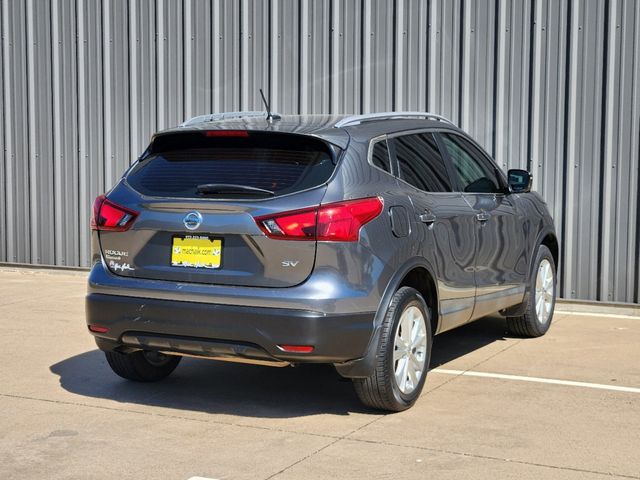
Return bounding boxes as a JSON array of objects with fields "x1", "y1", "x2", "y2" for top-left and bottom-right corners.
[{"x1": 86, "y1": 293, "x2": 375, "y2": 364}]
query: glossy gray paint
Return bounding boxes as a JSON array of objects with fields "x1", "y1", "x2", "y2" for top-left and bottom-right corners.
[{"x1": 88, "y1": 115, "x2": 555, "y2": 375}]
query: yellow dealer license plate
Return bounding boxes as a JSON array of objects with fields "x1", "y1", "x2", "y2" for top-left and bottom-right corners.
[{"x1": 171, "y1": 236, "x2": 222, "y2": 269}]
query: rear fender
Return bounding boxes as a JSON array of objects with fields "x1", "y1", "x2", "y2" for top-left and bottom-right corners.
[{"x1": 334, "y1": 257, "x2": 437, "y2": 378}]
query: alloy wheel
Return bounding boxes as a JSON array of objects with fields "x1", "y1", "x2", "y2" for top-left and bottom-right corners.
[
  {"x1": 393, "y1": 306, "x2": 428, "y2": 394},
  {"x1": 535, "y1": 259, "x2": 554, "y2": 324}
]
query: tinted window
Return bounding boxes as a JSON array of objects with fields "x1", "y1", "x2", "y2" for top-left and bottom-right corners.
[
  {"x1": 395, "y1": 133, "x2": 452, "y2": 192},
  {"x1": 370, "y1": 139, "x2": 391, "y2": 173},
  {"x1": 127, "y1": 132, "x2": 336, "y2": 198},
  {"x1": 440, "y1": 133, "x2": 503, "y2": 193}
]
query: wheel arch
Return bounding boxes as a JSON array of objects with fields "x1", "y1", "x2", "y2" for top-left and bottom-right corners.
[
  {"x1": 397, "y1": 266, "x2": 439, "y2": 336},
  {"x1": 501, "y1": 227, "x2": 559, "y2": 317},
  {"x1": 540, "y1": 232, "x2": 559, "y2": 269},
  {"x1": 335, "y1": 257, "x2": 439, "y2": 378}
]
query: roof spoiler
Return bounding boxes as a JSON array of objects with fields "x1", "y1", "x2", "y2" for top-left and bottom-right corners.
[{"x1": 180, "y1": 111, "x2": 282, "y2": 127}]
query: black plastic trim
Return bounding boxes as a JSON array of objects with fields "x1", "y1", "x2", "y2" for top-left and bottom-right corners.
[{"x1": 86, "y1": 293, "x2": 375, "y2": 364}]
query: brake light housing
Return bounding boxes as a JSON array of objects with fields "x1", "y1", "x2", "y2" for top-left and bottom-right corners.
[
  {"x1": 90, "y1": 195, "x2": 139, "y2": 232},
  {"x1": 204, "y1": 130, "x2": 249, "y2": 137},
  {"x1": 255, "y1": 197, "x2": 383, "y2": 242}
]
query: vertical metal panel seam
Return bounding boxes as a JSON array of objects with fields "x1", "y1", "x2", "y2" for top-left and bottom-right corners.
[
  {"x1": 238, "y1": 0, "x2": 243, "y2": 108},
  {"x1": 76, "y1": 0, "x2": 84, "y2": 263},
  {"x1": 361, "y1": 0, "x2": 369, "y2": 113},
  {"x1": 75, "y1": 0, "x2": 82, "y2": 265},
  {"x1": 50, "y1": 0, "x2": 58, "y2": 263},
  {"x1": 209, "y1": 0, "x2": 213, "y2": 113},
  {"x1": 604, "y1": 0, "x2": 619, "y2": 301},
  {"x1": 391, "y1": 0, "x2": 397, "y2": 110},
  {"x1": 327, "y1": 0, "x2": 333, "y2": 113},
  {"x1": 296, "y1": 0, "x2": 302, "y2": 114},
  {"x1": 128, "y1": 0, "x2": 134, "y2": 166},
  {"x1": 25, "y1": 0, "x2": 34, "y2": 263},
  {"x1": 596, "y1": 0, "x2": 611, "y2": 301},
  {"x1": 268, "y1": 0, "x2": 272, "y2": 102},
  {"x1": 359, "y1": 0, "x2": 364, "y2": 114},
  {"x1": 525, "y1": 0, "x2": 536, "y2": 172},
  {"x1": 2, "y1": 0, "x2": 16, "y2": 262},
  {"x1": 636, "y1": 122, "x2": 640, "y2": 303},
  {"x1": 425, "y1": 0, "x2": 430, "y2": 111},
  {"x1": 0, "y1": 0, "x2": 5, "y2": 262},
  {"x1": 154, "y1": 0, "x2": 159, "y2": 131},
  {"x1": 181, "y1": 0, "x2": 185, "y2": 121},
  {"x1": 635, "y1": 0, "x2": 640, "y2": 303},
  {"x1": 457, "y1": 0, "x2": 465, "y2": 125},
  {"x1": 493, "y1": 0, "x2": 502, "y2": 158},
  {"x1": 559, "y1": 0, "x2": 574, "y2": 296},
  {"x1": 100, "y1": 0, "x2": 107, "y2": 193}
]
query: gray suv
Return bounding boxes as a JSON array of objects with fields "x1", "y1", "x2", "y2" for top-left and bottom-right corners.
[{"x1": 87, "y1": 112, "x2": 558, "y2": 411}]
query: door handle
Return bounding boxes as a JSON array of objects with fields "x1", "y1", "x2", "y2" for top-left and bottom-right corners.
[
  {"x1": 476, "y1": 212, "x2": 490, "y2": 223},
  {"x1": 419, "y1": 212, "x2": 437, "y2": 225}
]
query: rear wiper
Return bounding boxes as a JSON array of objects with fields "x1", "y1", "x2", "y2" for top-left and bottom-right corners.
[{"x1": 196, "y1": 183, "x2": 275, "y2": 196}]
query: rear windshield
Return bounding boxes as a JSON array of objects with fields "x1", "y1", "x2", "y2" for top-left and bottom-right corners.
[{"x1": 126, "y1": 131, "x2": 337, "y2": 198}]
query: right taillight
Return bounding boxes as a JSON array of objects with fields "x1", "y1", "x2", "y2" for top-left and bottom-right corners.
[
  {"x1": 90, "y1": 195, "x2": 139, "y2": 232},
  {"x1": 255, "y1": 197, "x2": 383, "y2": 242}
]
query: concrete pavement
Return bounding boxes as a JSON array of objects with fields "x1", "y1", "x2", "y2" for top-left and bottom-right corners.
[{"x1": 0, "y1": 267, "x2": 638, "y2": 479}]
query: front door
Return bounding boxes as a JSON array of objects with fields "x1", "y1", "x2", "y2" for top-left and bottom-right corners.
[{"x1": 438, "y1": 132, "x2": 529, "y2": 320}]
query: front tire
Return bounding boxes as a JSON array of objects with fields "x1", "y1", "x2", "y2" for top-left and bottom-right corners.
[
  {"x1": 105, "y1": 350, "x2": 181, "y2": 382},
  {"x1": 507, "y1": 244, "x2": 556, "y2": 337},
  {"x1": 353, "y1": 287, "x2": 432, "y2": 412}
]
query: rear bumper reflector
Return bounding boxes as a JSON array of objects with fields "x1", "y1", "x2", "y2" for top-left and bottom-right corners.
[
  {"x1": 277, "y1": 345, "x2": 315, "y2": 353},
  {"x1": 88, "y1": 324, "x2": 109, "y2": 333}
]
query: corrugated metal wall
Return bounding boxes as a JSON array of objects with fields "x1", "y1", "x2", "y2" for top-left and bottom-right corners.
[{"x1": 1, "y1": 0, "x2": 639, "y2": 303}]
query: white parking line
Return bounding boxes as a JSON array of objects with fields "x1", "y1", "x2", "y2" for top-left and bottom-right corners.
[
  {"x1": 431, "y1": 369, "x2": 640, "y2": 394},
  {"x1": 556, "y1": 310, "x2": 640, "y2": 320}
]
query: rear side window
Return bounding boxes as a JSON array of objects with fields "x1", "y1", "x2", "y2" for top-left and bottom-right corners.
[
  {"x1": 440, "y1": 133, "x2": 504, "y2": 194},
  {"x1": 126, "y1": 132, "x2": 336, "y2": 198},
  {"x1": 394, "y1": 133, "x2": 452, "y2": 192},
  {"x1": 370, "y1": 139, "x2": 392, "y2": 174}
]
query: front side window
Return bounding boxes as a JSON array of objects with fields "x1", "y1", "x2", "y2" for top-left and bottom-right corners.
[
  {"x1": 394, "y1": 133, "x2": 452, "y2": 192},
  {"x1": 440, "y1": 133, "x2": 503, "y2": 194}
]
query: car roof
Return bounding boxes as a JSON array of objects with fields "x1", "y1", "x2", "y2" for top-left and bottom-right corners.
[{"x1": 156, "y1": 113, "x2": 462, "y2": 150}]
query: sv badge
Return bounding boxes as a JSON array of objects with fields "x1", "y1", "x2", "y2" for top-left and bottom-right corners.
[{"x1": 281, "y1": 260, "x2": 300, "y2": 268}]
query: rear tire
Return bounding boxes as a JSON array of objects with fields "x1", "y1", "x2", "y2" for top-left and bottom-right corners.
[
  {"x1": 105, "y1": 350, "x2": 181, "y2": 382},
  {"x1": 507, "y1": 245, "x2": 556, "y2": 337},
  {"x1": 353, "y1": 287, "x2": 432, "y2": 412}
]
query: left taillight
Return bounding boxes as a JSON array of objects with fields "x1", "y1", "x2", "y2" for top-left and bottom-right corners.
[
  {"x1": 255, "y1": 197, "x2": 383, "y2": 242},
  {"x1": 90, "y1": 195, "x2": 139, "y2": 232}
]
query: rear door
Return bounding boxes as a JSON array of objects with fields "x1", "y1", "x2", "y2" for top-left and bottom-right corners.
[
  {"x1": 97, "y1": 131, "x2": 339, "y2": 288},
  {"x1": 438, "y1": 132, "x2": 529, "y2": 318},
  {"x1": 391, "y1": 131, "x2": 477, "y2": 332}
]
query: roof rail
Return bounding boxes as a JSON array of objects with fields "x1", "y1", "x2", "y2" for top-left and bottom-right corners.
[
  {"x1": 180, "y1": 111, "x2": 282, "y2": 127},
  {"x1": 334, "y1": 111, "x2": 455, "y2": 128}
]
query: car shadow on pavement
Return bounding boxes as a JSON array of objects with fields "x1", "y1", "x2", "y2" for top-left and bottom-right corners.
[
  {"x1": 430, "y1": 315, "x2": 512, "y2": 368},
  {"x1": 49, "y1": 316, "x2": 511, "y2": 418}
]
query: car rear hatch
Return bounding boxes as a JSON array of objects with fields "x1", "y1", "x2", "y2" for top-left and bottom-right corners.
[{"x1": 94, "y1": 130, "x2": 341, "y2": 288}]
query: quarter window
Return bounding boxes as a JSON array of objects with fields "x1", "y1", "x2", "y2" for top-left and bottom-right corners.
[
  {"x1": 395, "y1": 133, "x2": 452, "y2": 192},
  {"x1": 370, "y1": 139, "x2": 392, "y2": 174},
  {"x1": 440, "y1": 133, "x2": 504, "y2": 194}
]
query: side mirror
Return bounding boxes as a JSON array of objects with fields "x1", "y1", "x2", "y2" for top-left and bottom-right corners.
[{"x1": 508, "y1": 169, "x2": 532, "y2": 193}]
